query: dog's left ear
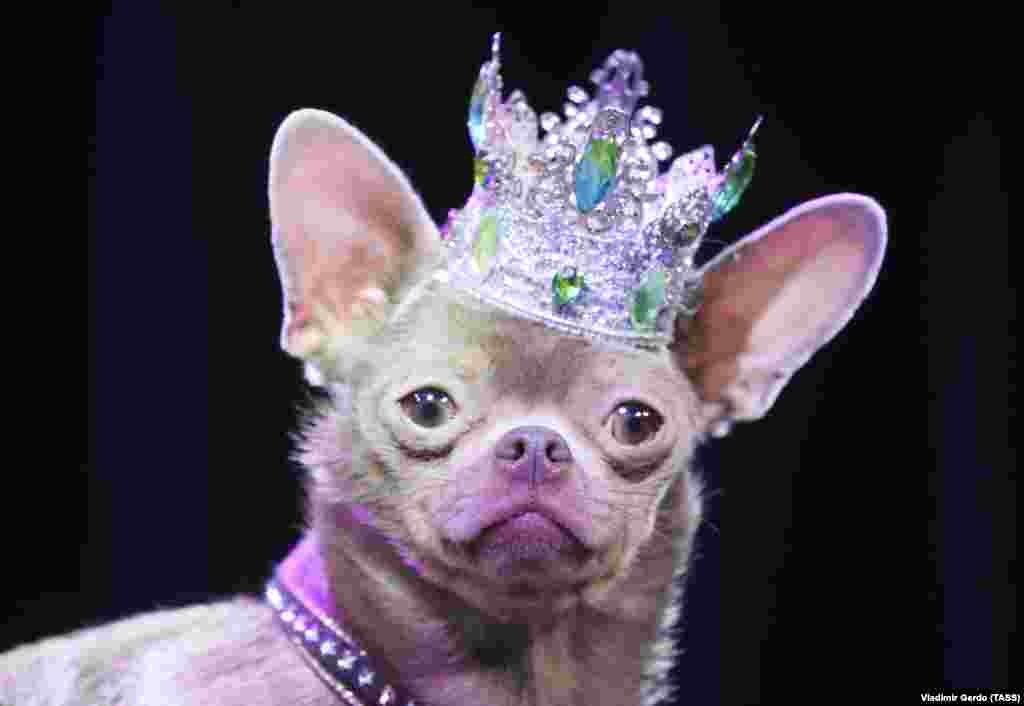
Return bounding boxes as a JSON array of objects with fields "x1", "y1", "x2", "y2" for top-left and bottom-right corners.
[
  {"x1": 673, "y1": 193, "x2": 887, "y2": 424},
  {"x1": 268, "y1": 109, "x2": 440, "y2": 364}
]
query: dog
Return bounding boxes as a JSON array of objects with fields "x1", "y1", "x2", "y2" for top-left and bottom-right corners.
[{"x1": 5, "y1": 41, "x2": 886, "y2": 706}]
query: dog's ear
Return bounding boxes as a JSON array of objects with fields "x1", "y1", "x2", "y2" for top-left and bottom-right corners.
[
  {"x1": 673, "y1": 193, "x2": 887, "y2": 424},
  {"x1": 269, "y1": 109, "x2": 440, "y2": 364}
]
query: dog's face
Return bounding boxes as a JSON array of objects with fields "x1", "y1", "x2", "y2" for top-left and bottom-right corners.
[
  {"x1": 267, "y1": 110, "x2": 886, "y2": 623},
  {"x1": 333, "y1": 284, "x2": 703, "y2": 620}
]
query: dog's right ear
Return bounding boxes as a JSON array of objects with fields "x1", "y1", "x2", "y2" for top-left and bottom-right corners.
[
  {"x1": 269, "y1": 109, "x2": 440, "y2": 368},
  {"x1": 672, "y1": 194, "x2": 886, "y2": 427}
]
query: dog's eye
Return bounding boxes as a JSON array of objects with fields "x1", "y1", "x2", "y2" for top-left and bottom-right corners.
[
  {"x1": 609, "y1": 402, "x2": 663, "y2": 445},
  {"x1": 400, "y1": 388, "x2": 456, "y2": 428}
]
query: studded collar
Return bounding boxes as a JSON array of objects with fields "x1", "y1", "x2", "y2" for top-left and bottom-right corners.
[{"x1": 266, "y1": 575, "x2": 414, "y2": 706}]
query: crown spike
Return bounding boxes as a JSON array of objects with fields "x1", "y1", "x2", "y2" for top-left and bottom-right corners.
[
  {"x1": 467, "y1": 33, "x2": 506, "y2": 153},
  {"x1": 748, "y1": 114, "x2": 764, "y2": 141},
  {"x1": 710, "y1": 116, "x2": 763, "y2": 222},
  {"x1": 591, "y1": 50, "x2": 647, "y2": 114}
]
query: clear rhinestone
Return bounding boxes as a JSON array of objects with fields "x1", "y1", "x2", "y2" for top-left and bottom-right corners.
[
  {"x1": 280, "y1": 610, "x2": 296, "y2": 624},
  {"x1": 626, "y1": 160, "x2": 653, "y2": 182},
  {"x1": 563, "y1": 102, "x2": 578, "y2": 118},
  {"x1": 651, "y1": 141, "x2": 673, "y2": 161},
  {"x1": 293, "y1": 617, "x2": 307, "y2": 632},
  {"x1": 543, "y1": 143, "x2": 575, "y2": 170},
  {"x1": 639, "y1": 106, "x2": 663, "y2": 125},
  {"x1": 265, "y1": 586, "x2": 284, "y2": 610},
  {"x1": 540, "y1": 112, "x2": 561, "y2": 132},
  {"x1": 585, "y1": 210, "x2": 612, "y2": 233},
  {"x1": 642, "y1": 124, "x2": 657, "y2": 140},
  {"x1": 505, "y1": 102, "x2": 537, "y2": 146},
  {"x1": 500, "y1": 176, "x2": 523, "y2": 199},
  {"x1": 379, "y1": 686, "x2": 396, "y2": 704},
  {"x1": 533, "y1": 188, "x2": 561, "y2": 210},
  {"x1": 592, "y1": 108, "x2": 627, "y2": 133},
  {"x1": 539, "y1": 175, "x2": 562, "y2": 193},
  {"x1": 337, "y1": 651, "x2": 357, "y2": 670},
  {"x1": 320, "y1": 640, "x2": 338, "y2": 656},
  {"x1": 524, "y1": 190, "x2": 546, "y2": 218},
  {"x1": 304, "y1": 628, "x2": 319, "y2": 642},
  {"x1": 617, "y1": 196, "x2": 641, "y2": 220},
  {"x1": 358, "y1": 668, "x2": 375, "y2": 687},
  {"x1": 590, "y1": 68, "x2": 607, "y2": 85},
  {"x1": 567, "y1": 85, "x2": 589, "y2": 104}
]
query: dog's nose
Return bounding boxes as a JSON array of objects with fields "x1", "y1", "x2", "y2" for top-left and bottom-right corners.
[{"x1": 494, "y1": 426, "x2": 573, "y2": 486}]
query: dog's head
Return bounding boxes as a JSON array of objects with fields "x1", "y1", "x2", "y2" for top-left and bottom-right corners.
[{"x1": 268, "y1": 110, "x2": 886, "y2": 622}]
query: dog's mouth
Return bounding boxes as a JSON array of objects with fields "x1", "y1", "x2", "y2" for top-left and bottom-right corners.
[{"x1": 466, "y1": 510, "x2": 591, "y2": 578}]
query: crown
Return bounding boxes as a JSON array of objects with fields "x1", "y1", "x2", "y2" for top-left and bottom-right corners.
[{"x1": 438, "y1": 33, "x2": 760, "y2": 348}]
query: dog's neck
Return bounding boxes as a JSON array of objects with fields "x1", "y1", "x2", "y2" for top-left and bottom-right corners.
[{"x1": 276, "y1": 492, "x2": 689, "y2": 706}]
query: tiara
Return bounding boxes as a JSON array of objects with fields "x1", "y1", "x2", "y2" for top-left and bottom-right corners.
[{"x1": 438, "y1": 33, "x2": 760, "y2": 348}]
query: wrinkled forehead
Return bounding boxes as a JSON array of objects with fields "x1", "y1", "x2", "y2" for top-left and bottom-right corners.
[{"x1": 381, "y1": 281, "x2": 689, "y2": 404}]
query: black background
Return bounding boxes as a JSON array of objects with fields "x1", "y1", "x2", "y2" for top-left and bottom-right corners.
[{"x1": 68, "y1": 5, "x2": 1013, "y2": 703}]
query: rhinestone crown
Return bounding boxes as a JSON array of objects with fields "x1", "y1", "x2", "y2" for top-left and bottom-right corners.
[{"x1": 440, "y1": 33, "x2": 761, "y2": 348}]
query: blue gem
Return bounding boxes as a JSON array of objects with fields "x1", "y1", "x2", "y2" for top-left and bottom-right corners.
[
  {"x1": 467, "y1": 76, "x2": 488, "y2": 152},
  {"x1": 574, "y1": 137, "x2": 621, "y2": 212}
]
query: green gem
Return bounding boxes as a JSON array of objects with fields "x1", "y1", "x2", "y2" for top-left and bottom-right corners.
[
  {"x1": 680, "y1": 222, "x2": 701, "y2": 246},
  {"x1": 471, "y1": 209, "x2": 499, "y2": 275},
  {"x1": 711, "y1": 143, "x2": 756, "y2": 222},
  {"x1": 552, "y1": 270, "x2": 586, "y2": 308},
  {"x1": 473, "y1": 158, "x2": 490, "y2": 187},
  {"x1": 574, "y1": 137, "x2": 621, "y2": 212},
  {"x1": 631, "y1": 270, "x2": 667, "y2": 332}
]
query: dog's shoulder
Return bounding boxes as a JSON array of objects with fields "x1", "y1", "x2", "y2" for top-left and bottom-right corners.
[{"x1": 1, "y1": 596, "x2": 335, "y2": 706}]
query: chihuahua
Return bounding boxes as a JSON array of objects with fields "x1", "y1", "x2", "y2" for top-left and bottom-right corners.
[{"x1": 4, "y1": 57, "x2": 886, "y2": 706}]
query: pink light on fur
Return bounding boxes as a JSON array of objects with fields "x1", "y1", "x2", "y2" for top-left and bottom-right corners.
[{"x1": 276, "y1": 535, "x2": 340, "y2": 623}]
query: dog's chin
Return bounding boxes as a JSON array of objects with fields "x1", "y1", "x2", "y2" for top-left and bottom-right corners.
[
  {"x1": 469, "y1": 511, "x2": 592, "y2": 580},
  {"x1": 426, "y1": 510, "x2": 601, "y2": 620}
]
